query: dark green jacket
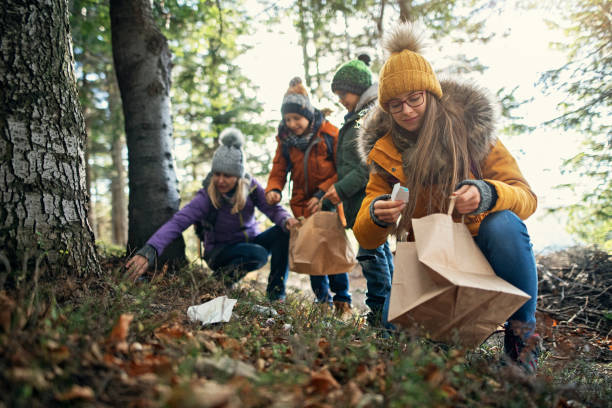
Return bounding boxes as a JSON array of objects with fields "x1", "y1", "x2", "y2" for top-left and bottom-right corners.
[{"x1": 334, "y1": 83, "x2": 378, "y2": 228}]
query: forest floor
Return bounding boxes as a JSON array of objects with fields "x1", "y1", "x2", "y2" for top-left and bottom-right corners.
[{"x1": 0, "y1": 246, "x2": 610, "y2": 407}]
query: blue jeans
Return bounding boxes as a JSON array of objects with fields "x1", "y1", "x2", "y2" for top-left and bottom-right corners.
[
  {"x1": 474, "y1": 210, "x2": 538, "y2": 335},
  {"x1": 357, "y1": 242, "x2": 394, "y2": 313},
  {"x1": 310, "y1": 273, "x2": 351, "y2": 304},
  {"x1": 208, "y1": 226, "x2": 289, "y2": 301}
]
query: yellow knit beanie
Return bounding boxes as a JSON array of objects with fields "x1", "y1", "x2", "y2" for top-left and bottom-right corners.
[{"x1": 378, "y1": 23, "x2": 442, "y2": 112}]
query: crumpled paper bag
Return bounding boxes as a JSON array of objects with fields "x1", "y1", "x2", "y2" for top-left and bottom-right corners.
[{"x1": 187, "y1": 295, "x2": 237, "y2": 325}]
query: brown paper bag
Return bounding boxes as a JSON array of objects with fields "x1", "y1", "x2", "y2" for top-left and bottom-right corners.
[
  {"x1": 388, "y1": 198, "x2": 530, "y2": 347},
  {"x1": 289, "y1": 211, "x2": 357, "y2": 275}
]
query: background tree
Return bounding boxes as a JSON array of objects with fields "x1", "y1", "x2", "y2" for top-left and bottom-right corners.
[
  {"x1": 109, "y1": 0, "x2": 186, "y2": 264},
  {"x1": 70, "y1": 0, "x2": 127, "y2": 246},
  {"x1": 0, "y1": 0, "x2": 98, "y2": 273},
  {"x1": 260, "y1": 0, "x2": 499, "y2": 104},
  {"x1": 153, "y1": 0, "x2": 273, "y2": 186},
  {"x1": 537, "y1": 0, "x2": 611, "y2": 249}
]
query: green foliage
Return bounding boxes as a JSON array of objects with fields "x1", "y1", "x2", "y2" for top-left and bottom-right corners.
[
  {"x1": 536, "y1": 0, "x2": 611, "y2": 249},
  {"x1": 152, "y1": 0, "x2": 274, "y2": 188},
  {"x1": 496, "y1": 86, "x2": 536, "y2": 135}
]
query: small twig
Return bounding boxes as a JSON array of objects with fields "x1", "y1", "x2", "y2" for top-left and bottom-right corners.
[{"x1": 567, "y1": 296, "x2": 589, "y2": 324}]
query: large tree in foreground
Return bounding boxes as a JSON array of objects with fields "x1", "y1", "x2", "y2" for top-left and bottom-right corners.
[
  {"x1": 0, "y1": 0, "x2": 98, "y2": 274},
  {"x1": 109, "y1": 0, "x2": 186, "y2": 265}
]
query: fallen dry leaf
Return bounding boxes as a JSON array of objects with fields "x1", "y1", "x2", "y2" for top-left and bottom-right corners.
[
  {"x1": 166, "y1": 380, "x2": 240, "y2": 408},
  {"x1": 154, "y1": 323, "x2": 193, "y2": 342},
  {"x1": 423, "y1": 364, "x2": 445, "y2": 387},
  {"x1": 9, "y1": 367, "x2": 50, "y2": 390},
  {"x1": 55, "y1": 385, "x2": 95, "y2": 401},
  {"x1": 48, "y1": 345, "x2": 71, "y2": 364},
  {"x1": 440, "y1": 384, "x2": 458, "y2": 399},
  {"x1": 347, "y1": 380, "x2": 363, "y2": 407},
  {"x1": 109, "y1": 314, "x2": 134, "y2": 343},
  {"x1": 308, "y1": 367, "x2": 340, "y2": 394},
  {"x1": 317, "y1": 337, "x2": 330, "y2": 355}
]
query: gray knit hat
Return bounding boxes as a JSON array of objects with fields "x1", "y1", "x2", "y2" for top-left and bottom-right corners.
[
  {"x1": 331, "y1": 54, "x2": 373, "y2": 96},
  {"x1": 211, "y1": 127, "x2": 245, "y2": 177},
  {"x1": 281, "y1": 77, "x2": 314, "y2": 123}
]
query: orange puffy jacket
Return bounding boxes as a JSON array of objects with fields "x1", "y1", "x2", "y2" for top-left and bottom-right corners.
[{"x1": 266, "y1": 113, "x2": 339, "y2": 218}]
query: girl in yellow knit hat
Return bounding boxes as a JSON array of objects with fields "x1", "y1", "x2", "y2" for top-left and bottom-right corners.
[{"x1": 353, "y1": 23, "x2": 541, "y2": 374}]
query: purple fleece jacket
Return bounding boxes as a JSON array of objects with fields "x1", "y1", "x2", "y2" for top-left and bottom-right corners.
[{"x1": 146, "y1": 177, "x2": 291, "y2": 257}]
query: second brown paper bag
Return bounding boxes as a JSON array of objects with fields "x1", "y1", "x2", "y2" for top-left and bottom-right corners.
[{"x1": 289, "y1": 211, "x2": 357, "y2": 276}]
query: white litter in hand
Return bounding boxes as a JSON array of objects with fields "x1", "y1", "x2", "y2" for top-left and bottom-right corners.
[{"x1": 187, "y1": 295, "x2": 237, "y2": 325}]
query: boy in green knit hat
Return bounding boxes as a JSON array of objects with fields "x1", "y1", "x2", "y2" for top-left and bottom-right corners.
[{"x1": 323, "y1": 54, "x2": 395, "y2": 330}]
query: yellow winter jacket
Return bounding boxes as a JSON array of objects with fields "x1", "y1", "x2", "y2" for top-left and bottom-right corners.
[{"x1": 353, "y1": 81, "x2": 537, "y2": 249}]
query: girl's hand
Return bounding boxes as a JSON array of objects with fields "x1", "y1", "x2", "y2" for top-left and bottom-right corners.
[
  {"x1": 266, "y1": 191, "x2": 281, "y2": 205},
  {"x1": 373, "y1": 199, "x2": 406, "y2": 224},
  {"x1": 306, "y1": 197, "x2": 320, "y2": 214},
  {"x1": 125, "y1": 255, "x2": 148, "y2": 282},
  {"x1": 453, "y1": 185, "x2": 480, "y2": 214},
  {"x1": 322, "y1": 184, "x2": 341, "y2": 205},
  {"x1": 285, "y1": 217, "x2": 300, "y2": 229}
]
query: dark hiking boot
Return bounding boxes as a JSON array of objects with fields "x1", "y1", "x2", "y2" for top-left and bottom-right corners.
[{"x1": 504, "y1": 327, "x2": 542, "y2": 375}]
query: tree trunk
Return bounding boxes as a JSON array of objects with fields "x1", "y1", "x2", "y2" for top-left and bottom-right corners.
[
  {"x1": 377, "y1": 0, "x2": 387, "y2": 37},
  {"x1": 110, "y1": 134, "x2": 127, "y2": 247},
  {"x1": 297, "y1": 0, "x2": 312, "y2": 88},
  {"x1": 85, "y1": 147, "x2": 99, "y2": 240},
  {"x1": 398, "y1": 0, "x2": 411, "y2": 22},
  {"x1": 108, "y1": 75, "x2": 127, "y2": 247},
  {"x1": 0, "y1": 0, "x2": 98, "y2": 274},
  {"x1": 81, "y1": 74, "x2": 98, "y2": 240},
  {"x1": 109, "y1": 0, "x2": 186, "y2": 265}
]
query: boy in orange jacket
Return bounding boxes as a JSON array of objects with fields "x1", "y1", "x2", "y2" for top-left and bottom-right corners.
[{"x1": 266, "y1": 77, "x2": 351, "y2": 317}]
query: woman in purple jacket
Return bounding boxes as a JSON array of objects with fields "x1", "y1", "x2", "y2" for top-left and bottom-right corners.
[{"x1": 126, "y1": 128, "x2": 299, "y2": 301}]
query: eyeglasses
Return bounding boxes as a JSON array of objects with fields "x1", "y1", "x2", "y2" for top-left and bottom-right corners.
[{"x1": 388, "y1": 92, "x2": 425, "y2": 114}]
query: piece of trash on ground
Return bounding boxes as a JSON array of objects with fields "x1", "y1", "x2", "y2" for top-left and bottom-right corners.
[
  {"x1": 187, "y1": 295, "x2": 237, "y2": 326},
  {"x1": 252, "y1": 305, "x2": 278, "y2": 317}
]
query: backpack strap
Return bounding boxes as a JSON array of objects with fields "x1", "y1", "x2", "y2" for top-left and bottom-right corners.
[
  {"x1": 322, "y1": 132, "x2": 335, "y2": 164},
  {"x1": 281, "y1": 142, "x2": 294, "y2": 173}
]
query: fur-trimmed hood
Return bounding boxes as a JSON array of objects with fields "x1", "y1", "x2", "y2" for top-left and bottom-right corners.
[{"x1": 357, "y1": 80, "x2": 498, "y2": 166}]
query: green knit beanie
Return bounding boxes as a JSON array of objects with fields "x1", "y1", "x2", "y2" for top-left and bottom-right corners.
[{"x1": 331, "y1": 54, "x2": 373, "y2": 96}]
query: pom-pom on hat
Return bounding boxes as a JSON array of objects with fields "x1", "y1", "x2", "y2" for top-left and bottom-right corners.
[
  {"x1": 378, "y1": 23, "x2": 442, "y2": 112},
  {"x1": 281, "y1": 77, "x2": 314, "y2": 123},
  {"x1": 331, "y1": 54, "x2": 373, "y2": 96},
  {"x1": 211, "y1": 127, "x2": 245, "y2": 177}
]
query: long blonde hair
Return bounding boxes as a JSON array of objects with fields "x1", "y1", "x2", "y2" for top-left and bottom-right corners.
[
  {"x1": 397, "y1": 92, "x2": 476, "y2": 237},
  {"x1": 207, "y1": 176, "x2": 250, "y2": 214}
]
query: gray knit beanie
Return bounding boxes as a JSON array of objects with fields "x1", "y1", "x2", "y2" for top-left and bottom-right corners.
[
  {"x1": 281, "y1": 77, "x2": 315, "y2": 123},
  {"x1": 211, "y1": 127, "x2": 245, "y2": 177}
]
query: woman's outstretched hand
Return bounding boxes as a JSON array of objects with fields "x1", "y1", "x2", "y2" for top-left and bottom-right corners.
[
  {"x1": 452, "y1": 184, "x2": 481, "y2": 214},
  {"x1": 373, "y1": 199, "x2": 406, "y2": 224},
  {"x1": 125, "y1": 255, "x2": 148, "y2": 282},
  {"x1": 266, "y1": 191, "x2": 281, "y2": 205}
]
